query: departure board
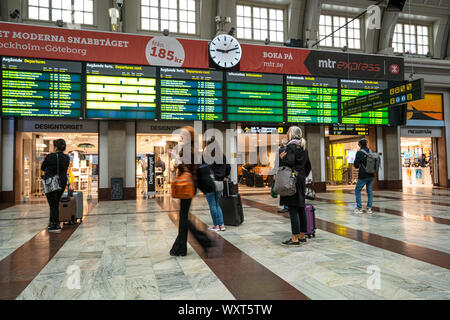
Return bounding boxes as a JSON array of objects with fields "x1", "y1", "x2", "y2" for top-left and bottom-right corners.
[
  {"x1": 86, "y1": 63, "x2": 157, "y2": 119},
  {"x1": 160, "y1": 68, "x2": 223, "y2": 121},
  {"x1": 1, "y1": 57, "x2": 82, "y2": 118},
  {"x1": 226, "y1": 72, "x2": 283, "y2": 123},
  {"x1": 286, "y1": 76, "x2": 338, "y2": 124},
  {"x1": 340, "y1": 79, "x2": 389, "y2": 125}
]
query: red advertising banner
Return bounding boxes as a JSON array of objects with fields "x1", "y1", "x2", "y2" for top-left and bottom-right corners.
[
  {"x1": 0, "y1": 22, "x2": 209, "y2": 68},
  {"x1": 240, "y1": 43, "x2": 311, "y2": 75},
  {"x1": 240, "y1": 43, "x2": 404, "y2": 81}
]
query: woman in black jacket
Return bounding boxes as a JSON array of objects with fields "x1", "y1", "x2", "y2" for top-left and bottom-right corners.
[
  {"x1": 41, "y1": 139, "x2": 70, "y2": 233},
  {"x1": 279, "y1": 126, "x2": 311, "y2": 246}
]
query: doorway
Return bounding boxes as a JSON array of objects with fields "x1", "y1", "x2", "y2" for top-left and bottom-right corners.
[
  {"x1": 136, "y1": 133, "x2": 181, "y2": 197},
  {"x1": 326, "y1": 136, "x2": 362, "y2": 187},
  {"x1": 15, "y1": 132, "x2": 99, "y2": 202},
  {"x1": 400, "y1": 137, "x2": 437, "y2": 186}
]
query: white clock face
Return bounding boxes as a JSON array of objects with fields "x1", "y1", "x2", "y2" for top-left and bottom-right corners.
[{"x1": 209, "y1": 34, "x2": 242, "y2": 69}]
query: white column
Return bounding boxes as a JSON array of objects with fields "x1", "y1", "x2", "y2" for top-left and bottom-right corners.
[
  {"x1": 125, "y1": 121, "x2": 136, "y2": 189},
  {"x1": 319, "y1": 125, "x2": 326, "y2": 182},
  {"x1": 444, "y1": 91, "x2": 450, "y2": 181},
  {"x1": 377, "y1": 126, "x2": 385, "y2": 181},
  {"x1": 229, "y1": 122, "x2": 238, "y2": 184},
  {"x1": 2, "y1": 119, "x2": 14, "y2": 193},
  {"x1": 99, "y1": 120, "x2": 109, "y2": 189}
]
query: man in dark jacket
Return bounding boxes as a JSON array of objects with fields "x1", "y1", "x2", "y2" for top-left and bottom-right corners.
[{"x1": 353, "y1": 138, "x2": 374, "y2": 214}]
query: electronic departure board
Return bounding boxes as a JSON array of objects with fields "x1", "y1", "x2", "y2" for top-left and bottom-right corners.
[
  {"x1": 286, "y1": 76, "x2": 338, "y2": 124},
  {"x1": 86, "y1": 63, "x2": 157, "y2": 119},
  {"x1": 226, "y1": 72, "x2": 283, "y2": 123},
  {"x1": 340, "y1": 79, "x2": 388, "y2": 125},
  {"x1": 1, "y1": 57, "x2": 82, "y2": 118},
  {"x1": 160, "y1": 68, "x2": 223, "y2": 121}
]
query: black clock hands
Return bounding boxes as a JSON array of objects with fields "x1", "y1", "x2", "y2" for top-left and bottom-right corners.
[
  {"x1": 225, "y1": 47, "x2": 239, "y2": 53},
  {"x1": 214, "y1": 47, "x2": 239, "y2": 54}
]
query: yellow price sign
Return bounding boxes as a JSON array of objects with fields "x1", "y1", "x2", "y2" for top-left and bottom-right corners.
[
  {"x1": 390, "y1": 98, "x2": 396, "y2": 105},
  {"x1": 407, "y1": 83, "x2": 412, "y2": 91},
  {"x1": 401, "y1": 85, "x2": 405, "y2": 93},
  {"x1": 395, "y1": 87, "x2": 400, "y2": 94},
  {"x1": 390, "y1": 88, "x2": 395, "y2": 95},
  {"x1": 407, "y1": 93, "x2": 412, "y2": 100},
  {"x1": 278, "y1": 127, "x2": 284, "y2": 133}
]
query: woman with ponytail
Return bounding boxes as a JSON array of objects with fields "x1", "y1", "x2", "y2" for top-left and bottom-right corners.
[{"x1": 279, "y1": 126, "x2": 311, "y2": 246}]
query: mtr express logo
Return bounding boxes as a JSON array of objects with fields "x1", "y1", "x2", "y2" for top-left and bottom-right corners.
[{"x1": 318, "y1": 58, "x2": 381, "y2": 72}]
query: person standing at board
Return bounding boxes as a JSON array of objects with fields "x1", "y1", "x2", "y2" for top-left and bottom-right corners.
[
  {"x1": 279, "y1": 127, "x2": 311, "y2": 246},
  {"x1": 41, "y1": 139, "x2": 70, "y2": 233}
]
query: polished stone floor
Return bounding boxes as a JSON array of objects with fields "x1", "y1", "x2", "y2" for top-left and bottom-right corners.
[{"x1": 1, "y1": 186, "x2": 449, "y2": 300}]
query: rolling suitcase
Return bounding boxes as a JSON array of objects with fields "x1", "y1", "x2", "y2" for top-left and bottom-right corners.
[
  {"x1": 305, "y1": 204, "x2": 316, "y2": 238},
  {"x1": 255, "y1": 174, "x2": 264, "y2": 187},
  {"x1": 246, "y1": 172, "x2": 255, "y2": 187},
  {"x1": 72, "y1": 191, "x2": 84, "y2": 222},
  {"x1": 220, "y1": 194, "x2": 244, "y2": 226},
  {"x1": 59, "y1": 195, "x2": 77, "y2": 223}
]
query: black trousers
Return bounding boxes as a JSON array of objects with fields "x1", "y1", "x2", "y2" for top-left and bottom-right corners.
[
  {"x1": 288, "y1": 206, "x2": 307, "y2": 235},
  {"x1": 170, "y1": 198, "x2": 211, "y2": 255},
  {"x1": 45, "y1": 188, "x2": 65, "y2": 224}
]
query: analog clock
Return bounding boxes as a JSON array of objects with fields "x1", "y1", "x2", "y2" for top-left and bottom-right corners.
[{"x1": 209, "y1": 34, "x2": 242, "y2": 69}]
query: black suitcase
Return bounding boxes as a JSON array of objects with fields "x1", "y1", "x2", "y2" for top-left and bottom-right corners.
[
  {"x1": 220, "y1": 194, "x2": 244, "y2": 226},
  {"x1": 255, "y1": 174, "x2": 264, "y2": 187},
  {"x1": 246, "y1": 172, "x2": 255, "y2": 187}
]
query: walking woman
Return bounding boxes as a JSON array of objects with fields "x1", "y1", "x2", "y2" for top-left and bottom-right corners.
[
  {"x1": 170, "y1": 126, "x2": 211, "y2": 256},
  {"x1": 279, "y1": 126, "x2": 311, "y2": 246},
  {"x1": 41, "y1": 139, "x2": 70, "y2": 233}
]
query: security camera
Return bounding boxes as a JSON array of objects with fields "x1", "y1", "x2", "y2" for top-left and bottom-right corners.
[
  {"x1": 10, "y1": 9, "x2": 20, "y2": 19},
  {"x1": 228, "y1": 27, "x2": 235, "y2": 36},
  {"x1": 56, "y1": 19, "x2": 64, "y2": 27},
  {"x1": 264, "y1": 38, "x2": 270, "y2": 45},
  {"x1": 116, "y1": 0, "x2": 124, "y2": 8},
  {"x1": 163, "y1": 29, "x2": 169, "y2": 36}
]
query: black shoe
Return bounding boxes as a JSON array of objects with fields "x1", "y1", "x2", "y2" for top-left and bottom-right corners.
[
  {"x1": 278, "y1": 208, "x2": 289, "y2": 213},
  {"x1": 281, "y1": 239, "x2": 300, "y2": 246},
  {"x1": 48, "y1": 224, "x2": 61, "y2": 233},
  {"x1": 298, "y1": 238, "x2": 307, "y2": 243},
  {"x1": 169, "y1": 250, "x2": 186, "y2": 257}
]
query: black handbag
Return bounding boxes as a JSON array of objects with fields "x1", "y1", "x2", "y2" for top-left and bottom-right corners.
[
  {"x1": 42, "y1": 153, "x2": 62, "y2": 194},
  {"x1": 197, "y1": 164, "x2": 216, "y2": 194}
]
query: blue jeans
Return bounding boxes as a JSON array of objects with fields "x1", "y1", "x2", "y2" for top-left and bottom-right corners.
[
  {"x1": 206, "y1": 191, "x2": 224, "y2": 226},
  {"x1": 355, "y1": 177, "x2": 374, "y2": 210}
]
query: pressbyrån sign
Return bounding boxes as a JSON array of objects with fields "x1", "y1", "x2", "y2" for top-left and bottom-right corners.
[{"x1": 0, "y1": 22, "x2": 403, "y2": 81}]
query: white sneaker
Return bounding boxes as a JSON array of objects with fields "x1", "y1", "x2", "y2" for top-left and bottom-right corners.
[
  {"x1": 366, "y1": 208, "x2": 373, "y2": 214},
  {"x1": 353, "y1": 208, "x2": 363, "y2": 214},
  {"x1": 208, "y1": 226, "x2": 219, "y2": 232}
]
